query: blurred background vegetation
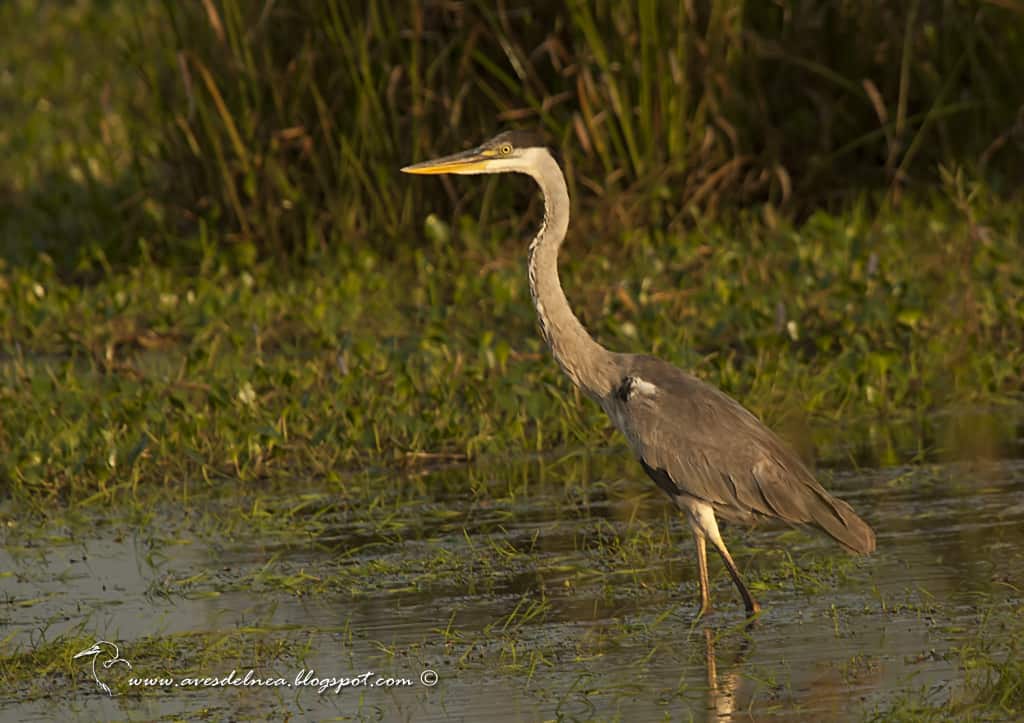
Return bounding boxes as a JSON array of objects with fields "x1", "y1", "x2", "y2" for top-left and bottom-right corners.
[{"x1": 2, "y1": 0, "x2": 1023, "y2": 267}]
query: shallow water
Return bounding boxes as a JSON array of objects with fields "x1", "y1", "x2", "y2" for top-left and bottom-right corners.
[{"x1": 2, "y1": 448, "x2": 1024, "y2": 721}]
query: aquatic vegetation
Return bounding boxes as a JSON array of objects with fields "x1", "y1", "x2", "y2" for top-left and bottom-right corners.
[{"x1": 3, "y1": 191, "x2": 1022, "y2": 507}]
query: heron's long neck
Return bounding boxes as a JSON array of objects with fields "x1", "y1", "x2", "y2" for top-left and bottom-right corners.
[{"x1": 526, "y1": 154, "x2": 615, "y2": 400}]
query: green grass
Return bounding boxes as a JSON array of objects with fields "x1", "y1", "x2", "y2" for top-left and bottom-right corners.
[
  {"x1": 0, "y1": 0, "x2": 154, "y2": 266},
  {"x1": 2, "y1": 181, "x2": 1022, "y2": 507}
]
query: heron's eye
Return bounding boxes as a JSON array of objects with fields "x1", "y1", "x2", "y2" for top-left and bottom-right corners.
[{"x1": 499, "y1": 143, "x2": 513, "y2": 156}]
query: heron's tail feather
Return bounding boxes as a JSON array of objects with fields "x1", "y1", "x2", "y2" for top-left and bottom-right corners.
[
  {"x1": 807, "y1": 490, "x2": 876, "y2": 554},
  {"x1": 751, "y1": 457, "x2": 876, "y2": 554}
]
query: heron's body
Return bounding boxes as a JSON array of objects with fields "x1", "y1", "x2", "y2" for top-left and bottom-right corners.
[{"x1": 403, "y1": 131, "x2": 875, "y2": 615}]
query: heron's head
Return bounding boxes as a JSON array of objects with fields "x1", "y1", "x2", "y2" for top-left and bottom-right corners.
[
  {"x1": 73, "y1": 643, "x2": 104, "y2": 659},
  {"x1": 401, "y1": 130, "x2": 551, "y2": 176},
  {"x1": 73, "y1": 640, "x2": 119, "y2": 660}
]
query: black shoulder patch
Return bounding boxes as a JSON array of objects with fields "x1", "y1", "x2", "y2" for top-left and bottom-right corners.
[
  {"x1": 615, "y1": 377, "x2": 635, "y2": 402},
  {"x1": 641, "y1": 459, "x2": 681, "y2": 498}
]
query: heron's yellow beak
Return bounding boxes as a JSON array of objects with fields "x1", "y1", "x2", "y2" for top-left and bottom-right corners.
[{"x1": 401, "y1": 147, "x2": 496, "y2": 175}]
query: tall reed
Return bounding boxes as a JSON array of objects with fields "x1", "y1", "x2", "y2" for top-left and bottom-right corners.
[{"x1": 135, "y1": 0, "x2": 1024, "y2": 259}]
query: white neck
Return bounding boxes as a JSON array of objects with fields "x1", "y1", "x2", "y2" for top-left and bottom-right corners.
[{"x1": 521, "y1": 149, "x2": 616, "y2": 399}]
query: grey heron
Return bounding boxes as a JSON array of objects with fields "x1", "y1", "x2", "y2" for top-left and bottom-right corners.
[{"x1": 402, "y1": 131, "x2": 876, "y2": 616}]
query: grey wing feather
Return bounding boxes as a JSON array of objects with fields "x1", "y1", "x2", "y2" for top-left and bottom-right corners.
[{"x1": 615, "y1": 355, "x2": 876, "y2": 554}]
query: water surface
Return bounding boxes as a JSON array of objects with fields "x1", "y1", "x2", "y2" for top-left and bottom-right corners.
[{"x1": 2, "y1": 447, "x2": 1023, "y2": 721}]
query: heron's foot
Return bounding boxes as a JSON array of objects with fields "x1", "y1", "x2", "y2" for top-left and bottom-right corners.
[{"x1": 743, "y1": 598, "x2": 762, "y2": 617}]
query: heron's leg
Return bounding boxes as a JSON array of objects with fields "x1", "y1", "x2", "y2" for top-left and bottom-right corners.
[
  {"x1": 690, "y1": 527, "x2": 712, "y2": 617},
  {"x1": 711, "y1": 537, "x2": 761, "y2": 615},
  {"x1": 683, "y1": 499, "x2": 760, "y2": 615}
]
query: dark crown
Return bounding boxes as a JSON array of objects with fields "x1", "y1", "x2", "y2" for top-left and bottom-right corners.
[{"x1": 484, "y1": 129, "x2": 548, "y2": 151}]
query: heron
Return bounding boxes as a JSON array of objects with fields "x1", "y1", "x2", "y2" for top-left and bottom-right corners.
[
  {"x1": 73, "y1": 640, "x2": 132, "y2": 696},
  {"x1": 402, "y1": 131, "x2": 876, "y2": 616}
]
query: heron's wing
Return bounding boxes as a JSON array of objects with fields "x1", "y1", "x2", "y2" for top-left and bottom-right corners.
[{"x1": 614, "y1": 356, "x2": 875, "y2": 553}]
